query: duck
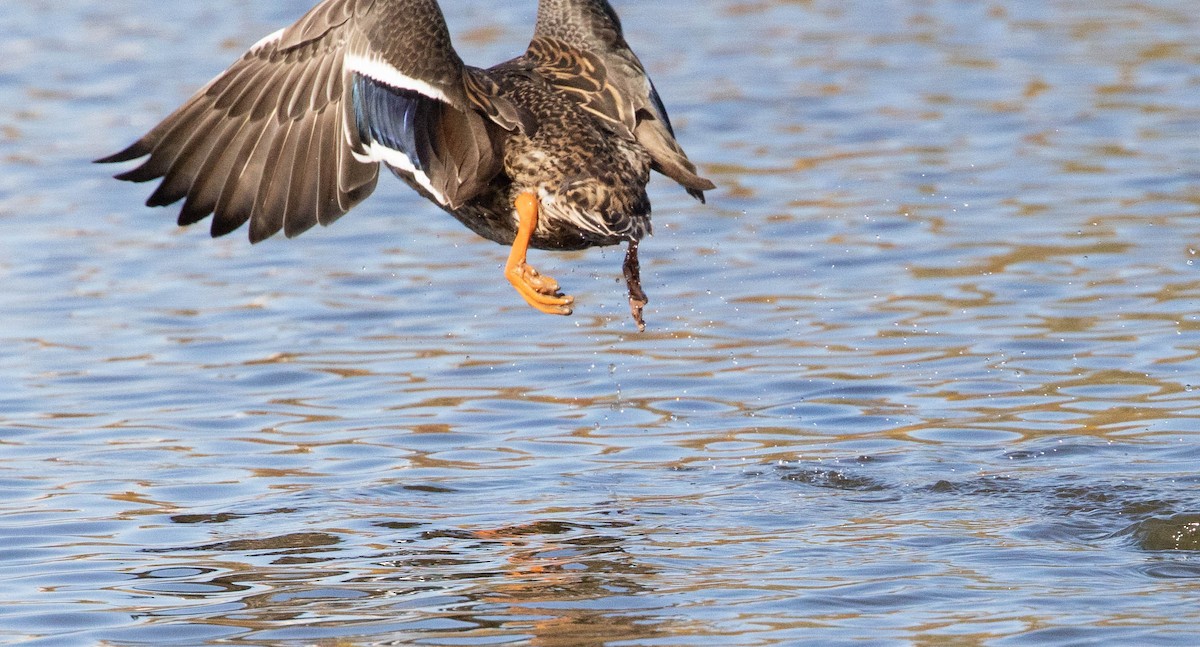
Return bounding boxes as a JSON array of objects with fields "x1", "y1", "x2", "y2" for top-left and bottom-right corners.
[{"x1": 97, "y1": 0, "x2": 714, "y2": 330}]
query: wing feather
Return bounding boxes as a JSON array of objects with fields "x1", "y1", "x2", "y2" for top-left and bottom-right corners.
[
  {"x1": 251, "y1": 119, "x2": 300, "y2": 242},
  {"x1": 143, "y1": 111, "x2": 227, "y2": 207},
  {"x1": 98, "y1": 0, "x2": 526, "y2": 241},
  {"x1": 213, "y1": 116, "x2": 282, "y2": 234},
  {"x1": 283, "y1": 112, "x2": 322, "y2": 238},
  {"x1": 97, "y1": 0, "x2": 378, "y2": 242},
  {"x1": 176, "y1": 118, "x2": 249, "y2": 228},
  {"x1": 530, "y1": 0, "x2": 715, "y2": 200}
]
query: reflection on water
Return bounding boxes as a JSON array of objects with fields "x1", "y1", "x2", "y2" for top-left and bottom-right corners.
[{"x1": 3, "y1": 0, "x2": 1200, "y2": 644}]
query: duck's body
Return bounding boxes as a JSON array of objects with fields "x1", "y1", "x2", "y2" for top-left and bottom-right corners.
[
  {"x1": 439, "y1": 61, "x2": 655, "y2": 250},
  {"x1": 99, "y1": 0, "x2": 713, "y2": 329}
]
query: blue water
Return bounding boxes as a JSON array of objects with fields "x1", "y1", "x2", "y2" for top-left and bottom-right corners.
[{"x1": 3, "y1": 0, "x2": 1200, "y2": 644}]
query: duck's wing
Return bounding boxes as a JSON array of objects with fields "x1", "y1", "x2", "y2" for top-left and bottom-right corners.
[
  {"x1": 529, "y1": 0, "x2": 715, "y2": 202},
  {"x1": 97, "y1": 0, "x2": 531, "y2": 243}
]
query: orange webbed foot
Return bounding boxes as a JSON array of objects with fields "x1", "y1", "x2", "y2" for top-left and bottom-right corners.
[
  {"x1": 506, "y1": 193, "x2": 574, "y2": 316},
  {"x1": 506, "y1": 261, "x2": 574, "y2": 316}
]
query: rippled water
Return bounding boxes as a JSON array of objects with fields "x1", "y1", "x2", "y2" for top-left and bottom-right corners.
[{"x1": 4, "y1": 0, "x2": 1200, "y2": 644}]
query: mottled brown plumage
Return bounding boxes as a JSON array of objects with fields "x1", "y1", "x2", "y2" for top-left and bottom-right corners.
[
  {"x1": 97, "y1": 0, "x2": 713, "y2": 328},
  {"x1": 441, "y1": 61, "x2": 653, "y2": 251}
]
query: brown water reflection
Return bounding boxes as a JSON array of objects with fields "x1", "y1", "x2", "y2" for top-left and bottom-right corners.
[{"x1": 115, "y1": 519, "x2": 680, "y2": 646}]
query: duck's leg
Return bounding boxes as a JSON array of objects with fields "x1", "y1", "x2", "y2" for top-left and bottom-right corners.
[
  {"x1": 506, "y1": 192, "x2": 574, "y2": 316},
  {"x1": 623, "y1": 239, "x2": 648, "y2": 332}
]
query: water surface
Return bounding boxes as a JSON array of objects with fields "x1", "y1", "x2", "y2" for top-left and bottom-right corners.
[{"x1": 2, "y1": 0, "x2": 1200, "y2": 645}]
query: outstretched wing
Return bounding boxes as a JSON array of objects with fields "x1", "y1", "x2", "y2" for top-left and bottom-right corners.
[
  {"x1": 529, "y1": 0, "x2": 715, "y2": 201},
  {"x1": 97, "y1": 0, "x2": 530, "y2": 243}
]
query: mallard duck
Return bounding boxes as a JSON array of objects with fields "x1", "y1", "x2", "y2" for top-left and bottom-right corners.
[{"x1": 97, "y1": 0, "x2": 714, "y2": 330}]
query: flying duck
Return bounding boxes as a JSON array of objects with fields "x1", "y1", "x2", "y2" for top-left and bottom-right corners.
[{"x1": 97, "y1": 0, "x2": 714, "y2": 330}]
